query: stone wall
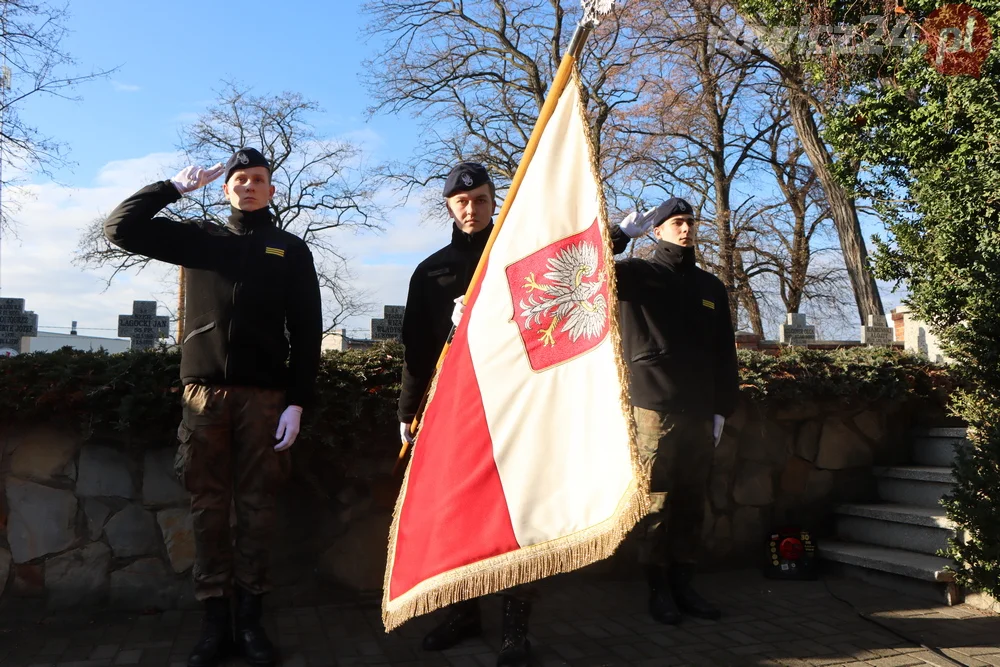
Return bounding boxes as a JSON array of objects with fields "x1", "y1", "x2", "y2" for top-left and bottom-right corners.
[
  {"x1": 0, "y1": 396, "x2": 926, "y2": 608},
  {"x1": 0, "y1": 429, "x2": 196, "y2": 609}
]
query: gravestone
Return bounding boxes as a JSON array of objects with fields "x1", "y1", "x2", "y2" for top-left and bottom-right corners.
[
  {"x1": 779, "y1": 313, "x2": 816, "y2": 346},
  {"x1": 370, "y1": 305, "x2": 405, "y2": 341},
  {"x1": 861, "y1": 314, "x2": 894, "y2": 347},
  {"x1": 117, "y1": 301, "x2": 169, "y2": 351},
  {"x1": 0, "y1": 297, "x2": 39, "y2": 354}
]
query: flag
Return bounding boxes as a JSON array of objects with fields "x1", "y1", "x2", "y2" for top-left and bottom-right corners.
[{"x1": 382, "y1": 74, "x2": 647, "y2": 631}]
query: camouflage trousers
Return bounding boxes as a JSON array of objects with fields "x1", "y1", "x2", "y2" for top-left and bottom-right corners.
[
  {"x1": 175, "y1": 385, "x2": 291, "y2": 601},
  {"x1": 633, "y1": 407, "x2": 715, "y2": 567}
]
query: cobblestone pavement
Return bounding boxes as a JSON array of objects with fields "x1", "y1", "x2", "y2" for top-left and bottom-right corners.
[{"x1": 1, "y1": 571, "x2": 998, "y2": 667}]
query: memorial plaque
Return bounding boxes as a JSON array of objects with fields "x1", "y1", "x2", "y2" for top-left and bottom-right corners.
[
  {"x1": 861, "y1": 314, "x2": 894, "y2": 347},
  {"x1": 779, "y1": 312, "x2": 816, "y2": 347},
  {"x1": 118, "y1": 301, "x2": 170, "y2": 351},
  {"x1": 371, "y1": 305, "x2": 405, "y2": 341},
  {"x1": 0, "y1": 297, "x2": 39, "y2": 352}
]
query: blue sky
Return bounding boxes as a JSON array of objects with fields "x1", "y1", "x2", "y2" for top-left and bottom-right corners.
[
  {"x1": 2, "y1": 1, "x2": 439, "y2": 341},
  {"x1": 1, "y1": 1, "x2": 900, "y2": 344}
]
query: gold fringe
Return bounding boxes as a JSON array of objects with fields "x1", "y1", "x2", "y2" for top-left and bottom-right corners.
[{"x1": 381, "y1": 70, "x2": 650, "y2": 633}]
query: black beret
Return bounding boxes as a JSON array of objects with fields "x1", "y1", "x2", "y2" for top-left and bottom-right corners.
[
  {"x1": 443, "y1": 162, "x2": 494, "y2": 198},
  {"x1": 651, "y1": 197, "x2": 694, "y2": 227},
  {"x1": 225, "y1": 148, "x2": 271, "y2": 183}
]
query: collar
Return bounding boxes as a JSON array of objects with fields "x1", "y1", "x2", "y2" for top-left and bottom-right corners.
[
  {"x1": 451, "y1": 221, "x2": 494, "y2": 254},
  {"x1": 226, "y1": 206, "x2": 274, "y2": 235},
  {"x1": 651, "y1": 240, "x2": 697, "y2": 272}
]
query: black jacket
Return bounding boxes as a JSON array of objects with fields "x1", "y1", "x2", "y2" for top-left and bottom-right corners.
[
  {"x1": 397, "y1": 223, "x2": 493, "y2": 423},
  {"x1": 104, "y1": 181, "x2": 323, "y2": 408},
  {"x1": 612, "y1": 227, "x2": 739, "y2": 417}
]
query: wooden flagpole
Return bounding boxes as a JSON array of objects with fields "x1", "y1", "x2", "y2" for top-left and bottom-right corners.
[{"x1": 392, "y1": 22, "x2": 597, "y2": 475}]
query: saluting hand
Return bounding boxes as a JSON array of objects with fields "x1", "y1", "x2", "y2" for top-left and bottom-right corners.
[
  {"x1": 619, "y1": 207, "x2": 658, "y2": 239},
  {"x1": 170, "y1": 162, "x2": 226, "y2": 194}
]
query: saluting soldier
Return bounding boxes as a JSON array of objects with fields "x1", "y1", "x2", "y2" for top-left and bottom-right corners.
[
  {"x1": 611, "y1": 197, "x2": 739, "y2": 625},
  {"x1": 105, "y1": 148, "x2": 323, "y2": 667}
]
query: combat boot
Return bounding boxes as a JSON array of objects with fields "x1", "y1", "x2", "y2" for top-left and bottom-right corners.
[
  {"x1": 235, "y1": 587, "x2": 276, "y2": 667},
  {"x1": 647, "y1": 565, "x2": 682, "y2": 625},
  {"x1": 496, "y1": 595, "x2": 531, "y2": 667},
  {"x1": 187, "y1": 596, "x2": 234, "y2": 667},
  {"x1": 422, "y1": 599, "x2": 482, "y2": 650},
  {"x1": 669, "y1": 564, "x2": 721, "y2": 620}
]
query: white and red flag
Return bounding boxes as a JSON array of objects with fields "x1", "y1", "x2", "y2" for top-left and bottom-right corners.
[{"x1": 382, "y1": 69, "x2": 647, "y2": 631}]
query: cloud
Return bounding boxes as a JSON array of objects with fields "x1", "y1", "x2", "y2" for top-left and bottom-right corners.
[
  {"x1": 0, "y1": 151, "x2": 447, "y2": 344},
  {"x1": 112, "y1": 81, "x2": 141, "y2": 93}
]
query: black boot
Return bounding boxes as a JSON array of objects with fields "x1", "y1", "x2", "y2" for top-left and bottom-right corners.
[
  {"x1": 647, "y1": 565, "x2": 682, "y2": 625},
  {"x1": 422, "y1": 599, "x2": 482, "y2": 651},
  {"x1": 188, "y1": 597, "x2": 234, "y2": 667},
  {"x1": 235, "y1": 587, "x2": 276, "y2": 667},
  {"x1": 496, "y1": 595, "x2": 531, "y2": 667},
  {"x1": 669, "y1": 565, "x2": 721, "y2": 620}
]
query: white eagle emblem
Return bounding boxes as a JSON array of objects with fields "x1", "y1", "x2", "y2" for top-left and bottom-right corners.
[
  {"x1": 237, "y1": 152, "x2": 249, "y2": 165},
  {"x1": 461, "y1": 173, "x2": 473, "y2": 187},
  {"x1": 518, "y1": 241, "x2": 608, "y2": 346}
]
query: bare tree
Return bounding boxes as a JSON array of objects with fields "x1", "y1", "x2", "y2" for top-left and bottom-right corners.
[
  {"x1": 713, "y1": 3, "x2": 886, "y2": 323},
  {"x1": 76, "y1": 82, "x2": 383, "y2": 332},
  {"x1": 362, "y1": 0, "x2": 661, "y2": 213},
  {"x1": 613, "y1": 0, "x2": 781, "y2": 327},
  {"x1": 0, "y1": 1, "x2": 111, "y2": 228}
]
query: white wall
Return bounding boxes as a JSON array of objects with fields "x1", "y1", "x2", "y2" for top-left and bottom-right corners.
[{"x1": 23, "y1": 332, "x2": 131, "y2": 354}]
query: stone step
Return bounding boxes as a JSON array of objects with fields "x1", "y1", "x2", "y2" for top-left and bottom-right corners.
[
  {"x1": 818, "y1": 540, "x2": 955, "y2": 582},
  {"x1": 835, "y1": 502, "x2": 954, "y2": 529},
  {"x1": 834, "y1": 514, "x2": 953, "y2": 556},
  {"x1": 824, "y1": 561, "x2": 960, "y2": 606},
  {"x1": 876, "y1": 477, "x2": 952, "y2": 509},
  {"x1": 875, "y1": 466, "x2": 954, "y2": 508},
  {"x1": 911, "y1": 427, "x2": 967, "y2": 439},
  {"x1": 911, "y1": 436, "x2": 966, "y2": 467},
  {"x1": 875, "y1": 465, "x2": 954, "y2": 483}
]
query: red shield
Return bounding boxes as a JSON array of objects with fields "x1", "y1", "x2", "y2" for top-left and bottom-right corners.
[{"x1": 505, "y1": 218, "x2": 611, "y2": 372}]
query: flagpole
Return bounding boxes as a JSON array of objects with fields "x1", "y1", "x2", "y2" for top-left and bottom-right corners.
[{"x1": 393, "y1": 21, "x2": 597, "y2": 475}]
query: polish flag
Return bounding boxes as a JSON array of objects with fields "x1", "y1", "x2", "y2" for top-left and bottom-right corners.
[{"x1": 383, "y1": 75, "x2": 647, "y2": 631}]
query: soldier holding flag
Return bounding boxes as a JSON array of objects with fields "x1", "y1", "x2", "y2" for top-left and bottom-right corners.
[{"x1": 398, "y1": 162, "x2": 534, "y2": 666}]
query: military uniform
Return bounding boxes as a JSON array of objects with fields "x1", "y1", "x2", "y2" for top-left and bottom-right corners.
[
  {"x1": 611, "y1": 198, "x2": 738, "y2": 623},
  {"x1": 105, "y1": 149, "x2": 322, "y2": 666},
  {"x1": 401, "y1": 163, "x2": 533, "y2": 667}
]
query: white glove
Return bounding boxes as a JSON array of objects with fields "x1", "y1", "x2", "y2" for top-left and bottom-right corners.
[
  {"x1": 170, "y1": 162, "x2": 226, "y2": 194},
  {"x1": 400, "y1": 422, "x2": 415, "y2": 446},
  {"x1": 618, "y1": 207, "x2": 658, "y2": 238},
  {"x1": 274, "y1": 405, "x2": 303, "y2": 451},
  {"x1": 451, "y1": 296, "x2": 466, "y2": 328},
  {"x1": 713, "y1": 414, "x2": 725, "y2": 447}
]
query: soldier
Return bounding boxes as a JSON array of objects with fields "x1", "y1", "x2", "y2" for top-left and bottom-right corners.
[
  {"x1": 398, "y1": 162, "x2": 532, "y2": 666},
  {"x1": 104, "y1": 148, "x2": 323, "y2": 667},
  {"x1": 611, "y1": 197, "x2": 739, "y2": 625}
]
